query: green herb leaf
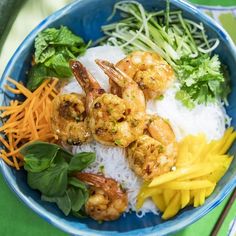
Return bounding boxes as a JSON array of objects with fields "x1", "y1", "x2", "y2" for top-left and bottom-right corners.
[
  {"x1": 68, "y1": 177, "x2": 87, "y2": 192},
  {"x1": 26, "y1": 64, "x2": 57, "y2": 91},
  {"x1": 27, "y1": 159, "x2": 68, "y2": 196},
  {"x1": 68, "y1": 152, "x2": 96, "y2": 172},
  {"x1": 44, "y1": 53, "x2": 72, "y2": 77},
  {"x1": 56, "y1": 148, "x2": 73, "y2": 163},
  {"x1": 35, "y1": 28, "x2": 58, "y2": 63},
  {"x1": 22, "y1": 141, "x2": 95, "y2": 217},
  {"x1": 42, "y1": 192, "x2": 71, "y2": 216},
  {"x1": 21, "y1": 141, "x2": 60, "y2": 172},
  {"x1": 72, "y1": 207, "x2": 87, "y2": 218},
  {"x1": 114, "y1": 139, "x2": 122, "y2": 146},
  {"x1": 176, "y1": 54, "x2": 229, "y2": 107},
  {"x1": 29, "y1": 26, "x2": 88, "y2": 90},
  {"x1": 67, "y1": 187, "x2": 86, "y2": 212},
  {"x1": 175, "y1": 90, "x2": 195, "y2": 109}
]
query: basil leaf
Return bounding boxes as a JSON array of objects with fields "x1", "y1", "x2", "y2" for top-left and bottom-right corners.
[
  {"x1": 56, "y1": 148, "x2": 73, "y2": 163},
  {"x1": 27, "y1": 159, "x2": 68, "y2": 196},
  {"x1": 27, "y1": 64, "x2": 48, "y2": 91},
  {"x1": 72, "y1": 208, "x2": 87, "y2": 218},
  {"x1": 68, "y1": 152, "x2": 96, "y2": 172},
  {"x1": 21, "y1": 141, "x2": 60, "y2": 172},
  {"x1": 68, "y1": 177, "x2": 87, "y2": 192},
  {"x1": 42, "y1": 192, "x2": 71, "y2": 216},
  {"x1": 67, "y1": 187, "x2": 85, "y2": 212}
]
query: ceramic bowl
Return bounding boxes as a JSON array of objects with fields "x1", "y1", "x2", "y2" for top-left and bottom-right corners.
[{"x1": 0, "y1": 0, "x2": 236, "y2": 235}]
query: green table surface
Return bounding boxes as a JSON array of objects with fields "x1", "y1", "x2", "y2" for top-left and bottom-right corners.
[{"x1": 0, "y1": 0, "x2": 236, "y2": 235}]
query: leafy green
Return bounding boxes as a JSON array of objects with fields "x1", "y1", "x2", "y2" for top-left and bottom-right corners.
[
  {"x1": 68, "y1": 152, "x2": 96, "y2": 172},
  {"x1": 22, "y1": 141, "x2": 96, "y2": 217},
  {"x1": 42, "y1": 192, "x2": 71, "y2": 216},
  {"x1": 21, "y1": 141, "x2": 60, "y2": 172},
  {"x1": 34, "y1": 26, "x2": 84, "y2": 63},
  {"x1": 175, "y1": 55, "x2": 229, "y2": 108},
  {"x1": 27, "y1": 64, "x2": 57, "y2": 91},
  {"x1": 67, "y1": 187, "x2": 86, "y2": 212},
  {"x1": 41, "y1": 177, "x2": 89, "y2": 216},
  {"x1": 27, "y1": 26, "x2": 88, "y2": 91},
  {"x1": 27, "y1": 158, "x2": 68, "y2": 196},
  {"x1": 101, "y1": 1, "x2": 230, "y2": 108},
  {"x1": 68, "y1": 177, "x2": 87, "y2": 192}
]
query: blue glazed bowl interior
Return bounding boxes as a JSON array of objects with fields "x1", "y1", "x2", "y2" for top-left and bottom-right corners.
[{"x1": 0, "y1": 0, "x2": 236, "y2": 235}]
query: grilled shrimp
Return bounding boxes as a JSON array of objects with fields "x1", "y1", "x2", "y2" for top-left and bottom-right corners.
[
  {"x1": 70, "y1": 60, "x2": 146, "y2": 147},
  {"x1": 51, "y1": 93, "x2": 92, "y2": 145},
  {"x1": 75, "y1": 173, "x2": 128, "y2": 221},
  {"x1": 116, "y1": 51, "x2": 175, "y2": 99},
  {"x1": 127, "y1": 115, "x2": 177, "y2": 181}
]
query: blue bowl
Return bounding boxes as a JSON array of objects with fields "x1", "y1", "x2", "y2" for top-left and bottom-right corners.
[{"x1": 0, "y1": 0, "x2": 236, "y2": 235}]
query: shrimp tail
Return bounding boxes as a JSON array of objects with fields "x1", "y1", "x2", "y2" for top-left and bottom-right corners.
[
  {"x1": 70, "y1": 60, "x2": 105, "y2": 112},
  {"x1": 95, "y1": 59, "x2": 131, "y2": 88},
  {"x1": 74, "y1": 172, "x2": 106, "y2": 187},
  {"x1": 74, "y1": 172, "x2": 126, "y2": 198}
]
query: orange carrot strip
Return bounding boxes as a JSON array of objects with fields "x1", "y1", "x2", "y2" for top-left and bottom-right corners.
[
  {"x1": 0, "y1": 136, "x2": 10, "y2": 150},
  {"x1": 0, "y1": 153, "x2": 15, "y2": 167},
  {"x1": 4, "y1": 84, "x2": 21, "y2": 94},
  {"x1": 7, "y1": 77, "x2": 32, "y2": 98}
]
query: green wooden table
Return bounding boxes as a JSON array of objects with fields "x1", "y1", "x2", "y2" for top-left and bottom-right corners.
[{"x1": 0, "y1": 0, "x2": 235, "y2": 235}]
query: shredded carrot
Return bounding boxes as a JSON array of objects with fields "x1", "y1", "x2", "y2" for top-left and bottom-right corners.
[
  {"x1": 4, "y1": 84, "x2": 21, "y2": 94},
  {"x1": 0, "y1": 78, "x2": 59, "y2": 169}
]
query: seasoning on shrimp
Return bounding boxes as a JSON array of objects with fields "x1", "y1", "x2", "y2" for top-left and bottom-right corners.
[
  {"x1": 127, "y1": 115, "x2": 177, "y2": 180},
  {"x1": 75, "y1": 172, "x2": 128, "y2": 221},
  {"x1": 70, "y1": 60, "x2": 146, "y2": 147},
  {"x1": 51, "y1": 93, "x2": 92, "y2": 145},
  {"x1": 116, "y1": 51, "x2": 175, "y2": 99}
]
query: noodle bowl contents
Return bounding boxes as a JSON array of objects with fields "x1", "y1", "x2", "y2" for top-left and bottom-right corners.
[{"x1": 0, "y1": 1, "x2": 235, "y2": 222}]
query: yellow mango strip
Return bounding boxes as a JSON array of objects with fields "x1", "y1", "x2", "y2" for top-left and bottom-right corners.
[
  {"x1": 152, "y1": 194, "x2": 166, "y2": 212},
  {"x1": 210, "y1": 128, "x2": 234, "y2": 154},
  {"x1": 219, "y1": 132, "x2": 236, "y2": 154},
  {"x1": 163, "y1": 189, "x2": 176, "y2": 206},
  {"x1": 205, "y1": 184, "x2": 216, "y2": 197},
  {"x1": 149, "y1": 164, "x2": 211, "y2": 187},
  {"x1": 181, "y1": 190, "x2": 190, "y2": 208},
  {"x1": 198, "y1": 189, "x2": 206, "y2": 206},
  {"x1": 162, "y1": 192, "x2": 181, "y2": 220},
  {"x1": 177, "y1": 163, "x2": 220, "y2": 181},
  {"x1": 193, "y1": 190, "x2": 200, "y2": 207},
  {"x1": 207, "y1": 160, "x2": 232, "y2": 183},
  {"x1": 136, "y1": 185, "x2": 166, "y2": 210},
  {"x1": 137, "y1": 128, "x2": 235, "y2": 219},
  {"x1": 159, "y1": 180, "x2": 214, "y2": 190}
]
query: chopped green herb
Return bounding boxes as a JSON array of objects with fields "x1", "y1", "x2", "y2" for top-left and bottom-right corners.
[
  {"x1": 176, "y1": 54, "x2": 229, "y2": 107},
  {"x1": 99, "y1": 165, "x2": 105, "y2": 174},
  {"x1": 156, "y1": 94, "x2": 164, "y2": 100},
  {"x1": 114, "y1": 139, "x2": 123, "y2": 146},
  {"x1": 27, "y1": 26, "x2": 89, "y2": 91}
]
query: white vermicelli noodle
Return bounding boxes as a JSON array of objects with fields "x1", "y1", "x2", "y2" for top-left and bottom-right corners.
[
  {"x1": 147, "y1": 82, "x2": 230, "y2": 142},
  {"x1": 73, "y1": 142, "x2": 159, "y2": 217},
  {"x1": 63, "y1": 45, "x2": 229, "y2": 217}
]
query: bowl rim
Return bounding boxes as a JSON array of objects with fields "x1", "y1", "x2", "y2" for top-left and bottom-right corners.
[{"x1": 0, "y1": 0, "x2": 236, "y2": 235}]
